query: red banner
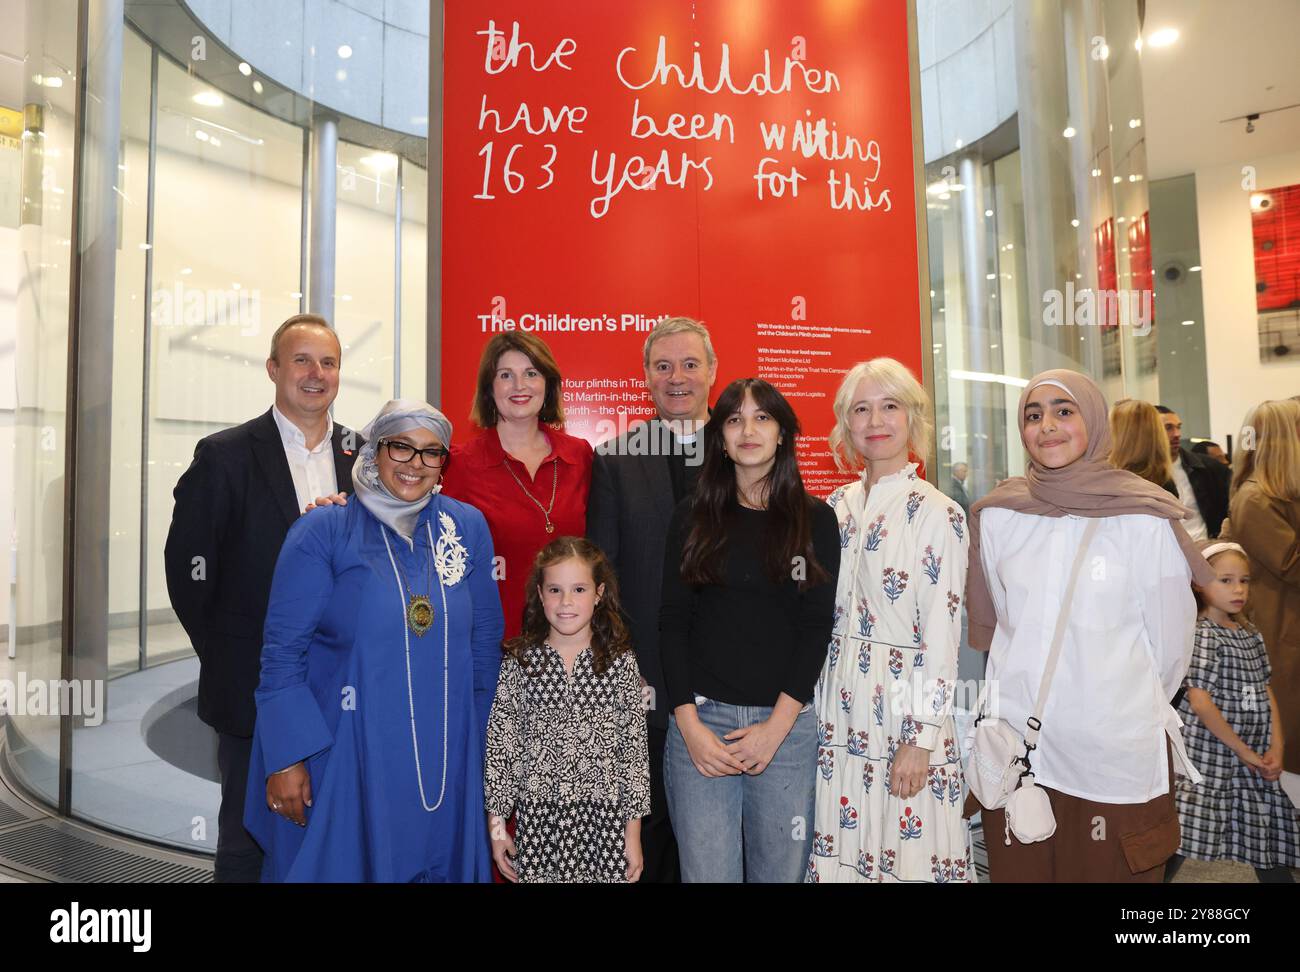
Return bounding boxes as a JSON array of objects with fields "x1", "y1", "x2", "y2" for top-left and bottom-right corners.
[{"x1": 440, "y1": 0, "x2": 925, "y2": 495}]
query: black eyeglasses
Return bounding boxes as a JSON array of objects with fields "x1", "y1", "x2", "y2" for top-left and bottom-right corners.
[{"x1": 379, "y1": 438, "x2": 449, "y2": 468}]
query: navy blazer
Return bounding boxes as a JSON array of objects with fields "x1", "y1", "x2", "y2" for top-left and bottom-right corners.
[{"x1": 164, "y1": 408, "x2": 360, "y2": 736}]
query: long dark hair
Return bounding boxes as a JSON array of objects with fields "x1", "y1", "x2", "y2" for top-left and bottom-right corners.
[
  {"x1": 680, "y1": 378, "x2": 829, "y2": 590},
  {"x1": 504, "y1": 536, "x2": 631, "y2": 675}
]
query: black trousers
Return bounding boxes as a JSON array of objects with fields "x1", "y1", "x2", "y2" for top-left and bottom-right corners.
[
  {"x1": 641, "y1": 725, "x2": 680, "y2": 883},
  {"x1": 215, "y1": 732, "x2": 264, "y2": 883}
]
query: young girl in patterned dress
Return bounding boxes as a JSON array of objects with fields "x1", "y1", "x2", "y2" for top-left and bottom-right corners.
[
  {"x1": 484, "y1": 537, "x2": 651, "y2": 882},
  {"x1": 1168, "y1": 541, "x2": 1300, "y2": 883},
  {"x1": 808, "y1": 359, "x2": 973, "y2": 883}
]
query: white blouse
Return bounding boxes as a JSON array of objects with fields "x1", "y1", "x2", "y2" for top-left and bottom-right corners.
[{"x1": 977, "y1": 508, "x2": 1200, "y2": 803}]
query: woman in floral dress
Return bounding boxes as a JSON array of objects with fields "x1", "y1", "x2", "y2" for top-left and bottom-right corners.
[{"x1": 808, "y1": 359, "x2": 973, "y2": 883}]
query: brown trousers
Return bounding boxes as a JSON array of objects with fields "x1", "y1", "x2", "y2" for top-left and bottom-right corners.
[{"x1": 972, "y1": 777, "x2": 1180, "y2": 883}]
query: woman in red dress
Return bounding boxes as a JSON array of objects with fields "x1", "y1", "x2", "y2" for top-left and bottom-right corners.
[{"x1": 440, "y1": 332, "x2": 593, "y2": 637}]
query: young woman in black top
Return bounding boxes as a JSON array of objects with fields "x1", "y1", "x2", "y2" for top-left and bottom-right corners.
[{"x1": 660, "y1": 378, "x2": 840, "y2": 882}]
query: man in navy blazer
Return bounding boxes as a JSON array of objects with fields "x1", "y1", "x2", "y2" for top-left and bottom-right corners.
[
  {"x1": 587, "y1": 317, "x2": 718, "y2": 883},
  {"x1": 165, "y1": 314, "x2": 360, "y2": 882}
]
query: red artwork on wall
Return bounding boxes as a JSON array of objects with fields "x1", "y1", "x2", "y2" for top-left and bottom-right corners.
[{"x1": 440, "y1": 0, "x2": 927, "y2": 494}]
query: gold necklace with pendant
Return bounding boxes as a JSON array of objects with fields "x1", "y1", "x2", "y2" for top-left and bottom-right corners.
[
  {"x1": 504, "y1": 454, "x2": 559, "y2": 534},
  {"x1": 388, "y1": 527, "x2": 436, "y2": 636}
]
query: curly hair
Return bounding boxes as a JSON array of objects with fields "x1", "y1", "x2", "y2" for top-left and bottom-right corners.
[{"x1": 503, "y1": 536, "x2": 631, "y2": 676}]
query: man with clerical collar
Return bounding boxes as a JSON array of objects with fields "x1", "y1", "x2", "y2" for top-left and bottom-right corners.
[
  {"x1": 587, "y1": 316, "x2": 719, "y2": 883},
  {"x1": 165, "y1": 314, "x2": 360, "y2": 882}
]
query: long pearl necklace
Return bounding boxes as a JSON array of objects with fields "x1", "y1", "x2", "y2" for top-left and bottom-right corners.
[{"x1": 381, "y1": 520, "x2": 448, "y2": 812}]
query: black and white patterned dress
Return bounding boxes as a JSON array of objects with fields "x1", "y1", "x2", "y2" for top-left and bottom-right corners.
[
  {"x1": 1174, "y1": 618, "x2": 1300, "y2": 868},
  {"x1": 484, "y1": 644, "x2": 651, "y2": 882}
]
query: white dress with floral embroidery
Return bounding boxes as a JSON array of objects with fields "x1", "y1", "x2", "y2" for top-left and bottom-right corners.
[{"x1": 807, "y1": 464, "x2": 973, "y2": 883}]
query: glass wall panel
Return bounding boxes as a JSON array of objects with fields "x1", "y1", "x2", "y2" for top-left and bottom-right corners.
[
  {"x1": 2, "y1": 0, "x2": 79, "y2": 808},
  {"x1": 334, "y1": 139, "x2": 395, "y2": 427},
  {"x1": 399, "y1": 161, "x2": 428, "y2": 403}
]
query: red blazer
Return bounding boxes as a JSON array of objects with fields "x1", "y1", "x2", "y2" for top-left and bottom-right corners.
[{"x1": 441, "y1": 423, "x2": 593, "y2": 638}]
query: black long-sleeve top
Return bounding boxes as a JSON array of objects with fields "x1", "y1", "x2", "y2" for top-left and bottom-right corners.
[{"x1": 659, "y1": 496, "x2": 841, "y2": 711}]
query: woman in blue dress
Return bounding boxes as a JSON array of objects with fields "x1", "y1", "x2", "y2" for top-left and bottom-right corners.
[{"x1": 245, "y1": 400, "x2": 504, "y2": 882}]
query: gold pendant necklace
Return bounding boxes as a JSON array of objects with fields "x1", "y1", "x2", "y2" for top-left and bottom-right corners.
[
  {"x1": 389, "y1": 528, "x2": 436, "y2": 637},
  {"x1": 406, "y1": 595, "x2": 434, "y2": 636},
  {"x1": 504, "y1": 453, "x2": 559, "y2": 534}
]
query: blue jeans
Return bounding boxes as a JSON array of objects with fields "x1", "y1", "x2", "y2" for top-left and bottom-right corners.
[{"x1": 664, "y1": 698, "x2": 816, "y2": 883}]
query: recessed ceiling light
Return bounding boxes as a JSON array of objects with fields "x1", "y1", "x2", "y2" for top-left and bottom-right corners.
[
  {"x1": 1128, "y1": 118, "x2": 1142, "y2": 128},
  {"x1": 985, "y1": 209, "x2": 993, "y2": 217},
  {"x1": 44, "y1": 76, "x2": 63, "y2": 89},
  {"x1": 1062, "y1": 126, "x2": 1076, "y2": 138},
  {"x1": 252, "y1": 80, "x2": 264, "y2": 94},
  {"x1": 338, "y1": 45, "x2": 353, "y2": 59},
  {"x1": 193, "y1": 90, "x2": 223, "y2": 107},
  {"x1": 1147, "y1": 28, "x2": 1179, "y2": 48},
  {"x1": 194, "y1": 129, "x2": 210, "y2": 142},
  {"x1": 1189, "y1": 265, "x2": 1201, "y2": 272},
  {"x1": 1071, "y1": 219, "x2": 1080, "y2": 227},
  {"x1": 336, "y1": 70, "x2": 347, "y2": 82},
  {"x1": 238, "y1": 61, "x2": 252, "y2": 76}
]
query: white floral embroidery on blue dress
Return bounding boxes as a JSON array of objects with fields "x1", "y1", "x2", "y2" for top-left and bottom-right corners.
[{"x1": 434, "y1": 510, "x2": 468, "y2": 585}]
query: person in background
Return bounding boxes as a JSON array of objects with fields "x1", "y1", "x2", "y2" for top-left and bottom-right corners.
[
  {"x1": 1110, "y1": 399, "x2": 1175, "y2": 491},
  {"x1": 1190, "y1": 440, "x2": 1230, "y2": 467},
  {"x1": 586, "y1": 315, "x2": 719, "y2": 883},
  {"x1": 164, "y1": 314, "x2": 359, "y2": 883},
  {"x1": 1156, "y1": 405, "x2": 1231, "y2": 539},
  {"x1": 660, "y1": 378, "x2": 840, "y2": 883},
  {"x1": 440, "y1": 332, "x2": 593, "y2": 637},
  {"x1": 1227, "y1": 398, "x2": 1300, "y2": 806},
  {"x1": 1167, "y1": 540, "x2": 1298, "y2": 883},
  {"x1": 948, "y1": 461, "x2": 971, "y2": 517},
  {"x1": 966, "y1": 371, "x2": 1215, "y2": 882}
]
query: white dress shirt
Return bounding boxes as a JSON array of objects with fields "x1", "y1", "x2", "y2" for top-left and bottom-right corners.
[
  {"x1": 271, "y1": 405, "x2": 337, "y2": 514},
  {"x1": 977, "y1": 508, "x2": 1199, "y2": 803},
  {"x1": 1169, "y1": 457, "x2": 1208, "y2": 541}
]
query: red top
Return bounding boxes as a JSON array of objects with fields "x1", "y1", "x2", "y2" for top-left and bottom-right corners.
[{"x1": 440, "y1": 423, "x2": 593, "y2": 638}]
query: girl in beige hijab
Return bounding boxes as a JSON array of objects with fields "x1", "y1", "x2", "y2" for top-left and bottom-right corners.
[{"x1": 965, "y1": 370, "x2": 1214, "y2": 883}]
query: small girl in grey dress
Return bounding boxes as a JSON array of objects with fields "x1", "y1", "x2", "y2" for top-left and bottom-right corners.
[{"x1": 1169, "y1": 542, "x2": 1299, "y2": 883}]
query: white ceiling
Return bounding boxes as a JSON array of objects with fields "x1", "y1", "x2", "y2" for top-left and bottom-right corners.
[{"x1": 1143, "y1": 0, "x2": 1300, "y2": 180}]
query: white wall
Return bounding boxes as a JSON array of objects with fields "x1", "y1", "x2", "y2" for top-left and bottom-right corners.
[{"x1": 1196, "y1": 149, "x2": 1300, "y2": 444}]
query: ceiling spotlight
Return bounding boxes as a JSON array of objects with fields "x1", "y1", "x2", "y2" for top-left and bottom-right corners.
[
  {"x1": 194, "y1": 129, "x2": 210, "y2": 142},
  {"x1": 1063, "y1": 126, "x2": 1077, "y2": 139},
  {"x1": 1148, "y1": 28, "x2": 1180, "y2": 48},
  {"x1": 338, "y1": 45, "x2": 353, "y2": 59},
  {"x1": 44, "y1": 75, "x2": 63, "y2": 89},
  {"x1": 193, "y1": 90, "x2": 223, "y2": 107},
  {"x1": 238, "y1": 61, "x2": 252, "y2": 76},
  {"x1": 252, "y1": 80, "x2": 264, "y2": 94}
]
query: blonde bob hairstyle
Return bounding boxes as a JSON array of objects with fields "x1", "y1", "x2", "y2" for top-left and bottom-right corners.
[
  {"x1": 1233, "y1": 398, "x2": 1300, "y2": 501},
  {"x1": 828, "y1": 358, "x2": 932, "y2": 472}
]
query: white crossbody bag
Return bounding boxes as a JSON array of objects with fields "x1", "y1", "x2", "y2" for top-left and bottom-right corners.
[{"x1": 969, "y1": 519, "x2": 1099, "y2": 845}]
